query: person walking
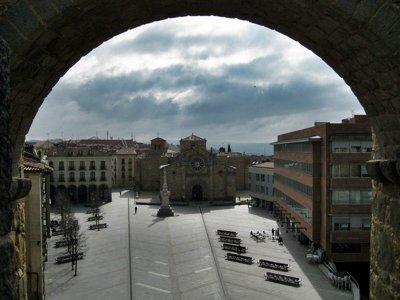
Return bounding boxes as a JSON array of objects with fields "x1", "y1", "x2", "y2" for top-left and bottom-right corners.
[{"x1": 134, "y1": 206, "x2": 138, "y2": 214}]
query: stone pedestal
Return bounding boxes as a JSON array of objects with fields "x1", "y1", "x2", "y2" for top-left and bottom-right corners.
[{"x1": 157, "y1": 166, "x2": 174, "y2": 217}]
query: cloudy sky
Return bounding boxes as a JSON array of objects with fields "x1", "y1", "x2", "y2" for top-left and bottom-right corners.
[{"x1": 28, "y1": 16, "x2": 364, "y2": 151}]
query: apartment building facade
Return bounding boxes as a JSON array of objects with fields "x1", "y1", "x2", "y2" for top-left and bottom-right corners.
[
  {"x1": 272, "y1": 115, "x2": 372, "y2": 263},
  {"x1": 248, "y1": 162, "x2": 274, "y2": 209}
]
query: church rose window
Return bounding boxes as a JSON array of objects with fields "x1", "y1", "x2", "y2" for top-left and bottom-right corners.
[{"x1": 191, "y1": 158, "x2": 205, "y2": 171}]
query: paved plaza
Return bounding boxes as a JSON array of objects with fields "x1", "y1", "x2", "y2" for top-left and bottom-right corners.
[{"x1": 45, "y1": 191, "x2": 352, "y2": 299}]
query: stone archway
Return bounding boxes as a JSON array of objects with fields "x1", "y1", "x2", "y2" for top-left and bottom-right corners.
[{"x1": 0, "y1": 1, "x2": 399, "y2": 299}]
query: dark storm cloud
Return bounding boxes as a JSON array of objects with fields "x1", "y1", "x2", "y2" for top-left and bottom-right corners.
[
  {"x1": 30, "y1": 17, "x2": 363, "y2": 143},
  {"x1": 47, "y1": 58, "x2": 353, "y2": 128}
]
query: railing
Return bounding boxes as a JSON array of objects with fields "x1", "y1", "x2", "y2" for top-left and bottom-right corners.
[
  {"x1": 79, "y1": 166, "x2": 86, "y2": 170},
  {"x1": 90, "y1": 178, "x2": 96, "y2": 182},
  {"x1": 89, "y1": 166, "x2": 96, "y2": 170},
  {"x1": 100, "y1": 166, "x2": 106, "y2": 170},
  {"x1": 68, "y1": 166, "x2": 75, "y2": 170}
]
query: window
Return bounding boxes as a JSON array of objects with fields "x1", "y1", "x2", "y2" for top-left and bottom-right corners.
[
  {"x1": 79, "y1": 172, "x2": 85, "y2": 181},
  {"x1": 274, "y1": 159, "x2": 314, "y2": 175},
  {"x1": 274, "y1": 189, "x2": 312, "y2": 223},
  {"x1": 274, "y1": 174, "x2": 313, "y2": 198},
  {"x1": 122, "y1": 159, "x2": 125, "y2": 164},
  {"x1": 100, "y1": 161, "x2": 106, "y2": 170},
  {"x1": 77, "y1": 150, "x2": 83, "y2": 156},
  {"x1": 68, "y1": 161, "x2": 75, "y2": 170},
  {"x1": 59, "y1": 173, "x2": 65, "y2": 182},
  {"x1": 261, "y1": 174, "x2": 265, "y2": 182},
  {"x1": 333, "y1": 217, "x2": 350, "y2": 231},
  {"x1": 90, "y1": 171, "x2": 96, "y2": 181},
  {"x1": 331, "y1": 136, "x2": 372, "y2": 153},
  {"x1": 332, "y1": 243, "x2": 361, "y2": 253},
  {"x1": 100, "y1": 171, "x2": 106, "y2": 181},
  {"x1": 49, "y1": 161, "x2": 53, "y2": 168},
  {"x1": 129, "y1": 158, "x2": 132, "y2": 164},
  {"x1": 331, "y1": 164, "x2": 369, "y2": 178},
  {"x1": 361, "y1": 217, "x2": 371, "y2": 230},
  {"x1": 59, "y1": 161, "x2": 64, "y2": 171},
  {"x1": 90, "y1": 161, "x2": 96, "y2": 170},
  {"x1": 274, "y1": 142, "x2": 312, "y2": 153},
  {"x1": 69, "y1": 172, "x2": 75, "y2": 182},
  {"x1": 121, "y1": 172, "x2": 125, "y2": 179},
  {"x1": 79, "y1": 161, "x2": 85, "y2": 170},
  {"x1": 256, "y1": 174, "x2": 260, "y2": 181}
]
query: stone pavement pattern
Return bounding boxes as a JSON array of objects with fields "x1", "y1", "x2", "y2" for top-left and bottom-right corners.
[{"x1": 46, "y1": 191, "x2": 352, "y2": 299}]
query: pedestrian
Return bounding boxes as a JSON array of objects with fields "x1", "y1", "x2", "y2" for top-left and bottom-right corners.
[
  {"x1": 134, "y1": 206, "x2": 138, "y2": 214},
  {"x1": 271, "y1": 228, "x2": 275, "y2": 236},
  {"x1": 119, "y1": 191, "x2": 121, "y2": 196},
  {"x1": 276, "y1": 228, "x2": 280, "y2": 236}
]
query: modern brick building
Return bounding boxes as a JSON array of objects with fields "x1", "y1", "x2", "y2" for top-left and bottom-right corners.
[{"x1": 272, "y1": 115, "x2": 372, "y2": 263}]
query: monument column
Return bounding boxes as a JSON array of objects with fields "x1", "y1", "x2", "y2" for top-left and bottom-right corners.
[{"x1": 157, "y1": 165, "x2": 174, "y2": 217}]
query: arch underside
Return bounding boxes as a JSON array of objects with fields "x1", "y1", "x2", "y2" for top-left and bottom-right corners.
[{"x1": 0, "y1": 1, "x2": 399, "y2": 298}]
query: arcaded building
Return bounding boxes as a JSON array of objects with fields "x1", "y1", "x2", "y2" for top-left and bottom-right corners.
[
  {"x1": 272, "y1": 115, "x2": 372, "y2": 263},
  {"x1": 136, "y1": 134, "x2": 250, "y2": 203}
]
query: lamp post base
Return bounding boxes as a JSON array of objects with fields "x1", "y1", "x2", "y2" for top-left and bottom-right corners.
[{"x1": 157, "y1": 205, "x2": 174, "y2": 217}]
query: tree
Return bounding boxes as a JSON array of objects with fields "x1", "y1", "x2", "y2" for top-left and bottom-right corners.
[
  {"x1": 64, "y1": 214, "x2": 85, "y2": 276},
  {"x1": 54, "y1": 190, "x2": 71, "y2": 237}
]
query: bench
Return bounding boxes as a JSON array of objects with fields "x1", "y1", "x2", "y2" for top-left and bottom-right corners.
[
  {"x1": 216, "y1": 229, "x2": 237, "y2": 237},
  {"x1": 258, "y1": 259, "x2": 289, "y2": 271},
  {"x1": 87, "y1": 215, "x2": 104, "y2": 222},
  {"x1": 89, "y1": 223, "x2": 108, "y2": 230},
  {"x1": 219, "y1": 236, "x2": 241, "y2": 244},
  {"x1": 221, "y1": 243, "x2": 247, "y2": 253},
  {"x1": 264, "y1": 272, "x2": 300, "y2": 287},
  {"x1": 55, "y1": 239, "x2": 77, "y2": 248},
  {"x1": 55, "y1": 252, "x2": 84, "y2": 264},
  {"x1": 51, "y1": 230, "x2": 64, "y2": 236},
  {"x1": 226, "y1": 253, "x2": 253, "y2": 264},
  {"x1": 86, "y1": 208, "x2": 100, "y2": 214}
]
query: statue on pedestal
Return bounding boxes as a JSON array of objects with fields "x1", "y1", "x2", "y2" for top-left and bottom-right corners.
[{"x1": 157, "y1": 164, "x2": 174, "y2": 217}]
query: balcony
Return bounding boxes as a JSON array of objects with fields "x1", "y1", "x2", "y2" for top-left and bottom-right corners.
[
  {"x1": 100, "y1": 166, "x2": 106, "y2": 170},
  {"x1": 79, "y1": 166, "x2": 86, "y2": 170},
  {"x1": 89, "y1": 166, "x2": 96, "y2": 170},
  {"x1": 90, "y1": 178, "x2": 96, "y2": 182},
  {"x1": 68, "y1": 166, "x2": 75, "y2": 171},
  {"x1": 330, "y1": 228, "x2": 370, "y2": 243}
]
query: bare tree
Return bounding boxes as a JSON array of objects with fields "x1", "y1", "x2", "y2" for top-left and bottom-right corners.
[
  {"x1": 64, "y1": 213, "x2": 85, "y2": 276},
  {"x1": 53, "y1": 191, "x2": 71, "y2": 237}
]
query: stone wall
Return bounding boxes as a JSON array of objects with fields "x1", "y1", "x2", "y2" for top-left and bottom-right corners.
[
  {"x1": 0, "y1": 37, "x2": 18, "y2": 299},
  {"x1": 369, "y1": 133, "x2": 400, "y2": 299}
]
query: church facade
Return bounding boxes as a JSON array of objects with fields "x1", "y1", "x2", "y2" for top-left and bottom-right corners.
[{"x1": 135, "y1": 134, "x2": 249, "y2": 203}]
